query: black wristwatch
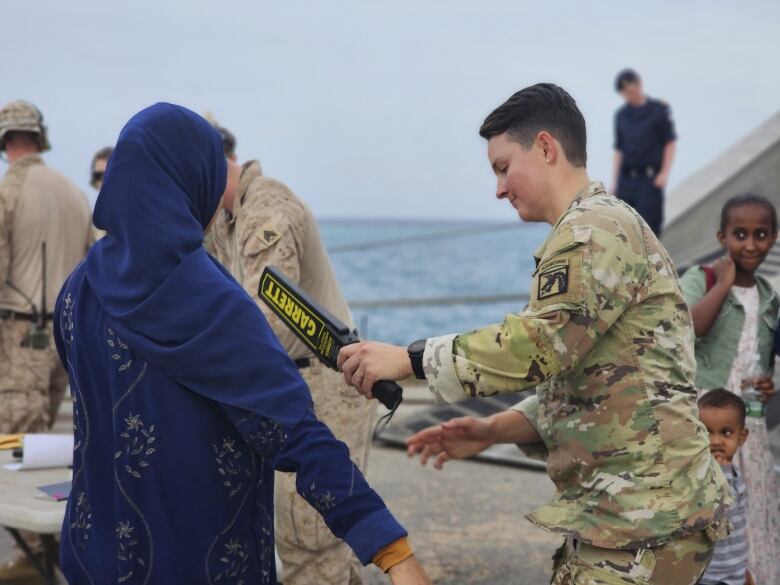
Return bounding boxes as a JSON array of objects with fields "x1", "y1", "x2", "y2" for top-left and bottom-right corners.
[{"x1": 407, "y1": 339, "x2": 427, "y2": 380}]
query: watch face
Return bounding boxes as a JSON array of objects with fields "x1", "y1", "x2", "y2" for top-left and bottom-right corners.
[{"x1": 409, "y1": 339, "x2": 426, "y2": 355}]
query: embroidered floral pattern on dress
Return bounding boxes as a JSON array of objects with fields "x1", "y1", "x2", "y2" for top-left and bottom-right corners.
[
  {"x1": 72, "y1": 392, "x2": 83, "y2": 452},
  {"x1": 304, "y1": 482, "x2": 336, "y2": 514},
  {"x1": 212, "y1": 539, "x2": 250, "y2": 584},
  {"x1": 213, "y1": 438, "x2": 252, "y2": 499},
  {"x1": 244, "y1": 416, "x2": 287, "y2": 459},
  {"x1": 71, "y1": 491, "x2": 92, "y2": 551},
  {"x1": 116, "y1": 520, "x2": 146, "y2": 583},
  {"x1": 107, "y1": 327, "x2": 133, "y2": 372},
  {"x1": 62, "y1": 292, "x2": 75, "y2": 346},
  {"x1": 115, "y1": 413, "x2": 157, "y2": 479},
  {"x1": 723, "y1": 285, "x2": 780, "y2": 585}
]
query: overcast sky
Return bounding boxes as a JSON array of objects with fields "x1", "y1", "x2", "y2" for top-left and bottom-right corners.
[{"x1": 3, "y1": 0, "x2": 779, "y2": 220}]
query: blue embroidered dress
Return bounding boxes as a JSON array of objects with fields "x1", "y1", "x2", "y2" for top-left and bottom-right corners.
[{"x1": 53, "y1": 104, "x2": 405, "y2": 584}]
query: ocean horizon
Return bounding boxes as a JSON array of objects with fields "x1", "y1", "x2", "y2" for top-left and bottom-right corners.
[{"x1": 319, "y1": 218, "x2": 549, "y2": 344}]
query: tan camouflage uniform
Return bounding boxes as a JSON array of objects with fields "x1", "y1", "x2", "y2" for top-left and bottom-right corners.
[
  {"x1": 422, "y1": 182, "x2": 730, "y2": 584},
  {"x1": 0, "y1": 154, "x2": 93, "y2": 434},
  {"x1": 209, "y1": 160, "x2": 375, "y2": 585}
]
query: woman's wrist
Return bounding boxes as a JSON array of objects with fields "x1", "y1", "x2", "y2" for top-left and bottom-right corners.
[
  {"x1": 387, "y1": 555, "x2": 432, "y2": 583},
  {"x1": 373, "y1": 537, "x2": 413, "y2": 573}
]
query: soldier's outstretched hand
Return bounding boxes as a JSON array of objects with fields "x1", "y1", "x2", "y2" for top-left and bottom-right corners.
[{"x1": 406, "y1": 416, "x2": 494, "y2": 470}]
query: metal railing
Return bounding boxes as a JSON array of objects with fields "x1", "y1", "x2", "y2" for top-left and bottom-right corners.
[{"x1": 349, "y1": 291, "x2": 530, "y2": 309}]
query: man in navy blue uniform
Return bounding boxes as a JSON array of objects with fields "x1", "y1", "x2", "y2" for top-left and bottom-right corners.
[{"x1": 611, "y1": 69, "x2": 676, "y2": 235}]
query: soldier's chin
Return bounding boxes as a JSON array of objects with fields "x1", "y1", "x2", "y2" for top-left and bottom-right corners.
[{"x1": 515, "y1": 206, "x2": 536, "y2": 222}]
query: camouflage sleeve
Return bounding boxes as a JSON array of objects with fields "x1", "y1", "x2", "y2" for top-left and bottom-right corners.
[
  {"x1": 423, "y1": 222, "x2": 646, "y2": 402},
  {"x1": 508, "y1": 394, "x2": 549, "y2": 460},
  {"x1": 0, "y1": 181, "x2": 11, "y2": 285},
  {"x1": 678, "y1": 266, "x2": 706, "y2": 308},
  {"x1": 235, "y1": 189, "x2": 305, "y2": 334}
]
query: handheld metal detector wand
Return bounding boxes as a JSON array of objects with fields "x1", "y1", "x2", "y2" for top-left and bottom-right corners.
[{"x1": 258, "y1": 267, "x2": 403, "y2": 414}]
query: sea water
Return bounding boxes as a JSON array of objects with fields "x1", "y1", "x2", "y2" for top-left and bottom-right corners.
[{"x1": 320, "y1": 219, "x2": 549, "y2": 344}]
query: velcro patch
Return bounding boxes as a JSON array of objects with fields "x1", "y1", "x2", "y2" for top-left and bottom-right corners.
[
  {"x1": 242, "y1": 223, "x2": 282, "y2": 256},
  {"x1": 260, "y1": 228, "x2": 281, "y2": 247},
  {"x1": 537, "y1": 259, "x2": 569, "y2": 300}
]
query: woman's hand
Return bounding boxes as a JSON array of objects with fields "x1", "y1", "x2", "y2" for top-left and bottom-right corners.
[
  {"x1": 406, "y1": 416, "x2": 495, "y2": 470},
  {"x1": 754, "y1": 376, "x2": 776, "y2": 404},
  {"x1": 387, "y1": 555, "x2": 433, "y2": 584}
]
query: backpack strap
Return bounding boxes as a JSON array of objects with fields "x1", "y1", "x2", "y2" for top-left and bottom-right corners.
[{"x1": 700, "y1": 265, "x2": 716, "y2": 292}]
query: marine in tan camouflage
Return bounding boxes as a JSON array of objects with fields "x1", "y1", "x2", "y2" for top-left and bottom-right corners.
[
  {"x1": 207, "y1": 122, "x2": 376, "y2": 585},
  {"x1": 0, "y1": 101, "x2": 93, "y2": 434},
  {"x1": 0, "y1": 100, "x2": 94, "y2": 581},
  {"x1": 338, "y1": 84, "x2": 729, "y2": 584}
]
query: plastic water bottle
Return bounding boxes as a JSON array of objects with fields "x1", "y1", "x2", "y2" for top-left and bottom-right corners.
[
  {"x1": 743, "y1": 355, "x2": 766, "y2": 418},
  {"x1": 743, "y1": 386, "x2": 765, "y2": 418}
]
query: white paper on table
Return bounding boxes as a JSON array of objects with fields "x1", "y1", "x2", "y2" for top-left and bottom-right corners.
[{"x1": 3, "y1": 434, "x2": 74, "y2": 471}]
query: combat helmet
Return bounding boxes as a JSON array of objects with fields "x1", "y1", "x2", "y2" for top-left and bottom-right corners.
[{"x1": 0, "y1": 100, "x2": 50, "y2": 152}]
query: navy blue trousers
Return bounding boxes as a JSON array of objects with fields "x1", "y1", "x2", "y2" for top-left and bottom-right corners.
[{"x1": 617, "y1": 174, "x2": 664, "y2": 236}]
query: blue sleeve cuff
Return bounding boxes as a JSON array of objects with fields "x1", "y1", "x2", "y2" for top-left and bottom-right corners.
[{"x1": 343, "y1": 508, "x2": 408, "y2": 565}]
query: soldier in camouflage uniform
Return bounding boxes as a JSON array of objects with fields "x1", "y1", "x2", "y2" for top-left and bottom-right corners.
[
  {"x1": 206, "y1": 117, "x2": 376, "y2": 585},
  {"x1": 0, "y1": 101, "x2": 93, "y2": 581},
  {"x1": 338, "y1": 84, "x2": 730, "y2": 584}
]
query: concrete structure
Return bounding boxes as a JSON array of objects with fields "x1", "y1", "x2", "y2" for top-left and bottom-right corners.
[{"x1": 663, "y1": 111, "x2": 780, "y2": 279}]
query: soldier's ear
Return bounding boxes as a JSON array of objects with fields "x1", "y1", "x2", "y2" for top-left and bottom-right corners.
[{"x1": 535, "y1": 131, "x2": 557, "y2": 165}]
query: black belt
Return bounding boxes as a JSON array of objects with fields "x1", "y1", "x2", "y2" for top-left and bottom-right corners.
[
  {"x1": 621, "y1": 165, "x2": 658, "y2": 179},
  {"x1": 0, "y1": 310, "x2": 53, "y2": 322},
  {"x1": 294, "y1": 357, "x2": 312, "y2": 369}
]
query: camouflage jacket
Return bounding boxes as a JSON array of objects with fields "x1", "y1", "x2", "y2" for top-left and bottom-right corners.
[
  {"x1": 422, "y1": 181, "x2": 729, "y2": 549},
  {"x1": 208, "y1": 160, "x2": 353, "y2": 361}
]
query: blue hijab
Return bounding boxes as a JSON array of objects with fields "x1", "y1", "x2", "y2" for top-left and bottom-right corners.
[{"x1": 86, "y1": 103, "x2": 310, "y2": 427}]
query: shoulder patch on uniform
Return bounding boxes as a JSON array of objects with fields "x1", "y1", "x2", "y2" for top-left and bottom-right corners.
[
  {"x1": 241, "y1": 222, "x2": 283, "y2": 257},
  {"x1": 538, "y1": 258, "x2": 569, "y2": 299},
  {"x1": 260, "y1": 228, "x2": 281, "y2": 247}
]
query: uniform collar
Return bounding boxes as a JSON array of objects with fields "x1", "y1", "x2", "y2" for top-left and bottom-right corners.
[
  {"x1": 8, "y1": 153, "x2": 44, "y2": 171},
  {"x1": 233, "y1": 160, "x2": 262, "y2": 216},
  {"x1": 533, "y1": 181, "x2": 607, "y2": 263}
]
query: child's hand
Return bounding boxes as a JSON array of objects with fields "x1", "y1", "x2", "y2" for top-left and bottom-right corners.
[
  {"x1": 712, "y1": 256, "x2": 736, "y2": 288},
  {"x1": 754, "y1": 376, "x2": 776, "y2": 404},
  {"x1": 745, "y1": 569, "x2": 755, "y2": 585}
]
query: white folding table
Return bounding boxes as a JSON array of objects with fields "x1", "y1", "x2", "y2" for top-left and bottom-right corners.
[{"x1": 0, "y1": 450, "x2": 68, "y2": 584}]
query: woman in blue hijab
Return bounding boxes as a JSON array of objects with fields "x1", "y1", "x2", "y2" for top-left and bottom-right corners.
[{"x1": 53, "y1": 103, "x2": 430, "y2": 584}]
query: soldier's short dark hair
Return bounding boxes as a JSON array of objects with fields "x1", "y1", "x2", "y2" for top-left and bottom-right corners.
[
  {"x1": 615, "y1": 69, "x2": 640, "y2": 92},
  {"x1": 479, "y1": 83, "x2": 587, "y2": 167},
  {"x1": 698, "y1": 388, "x2": 746, "y2": 426},
  {"x1": 720, "y1": 193, "x2": 778, "y2": 234}
]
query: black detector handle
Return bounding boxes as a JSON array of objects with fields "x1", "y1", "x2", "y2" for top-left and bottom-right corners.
[
  {"x1": 372, "y1": 380, "x2": 403, "y2": 411},
  {"x1": 258, "y1": 266, "x2": 404, "y2": 413}
]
